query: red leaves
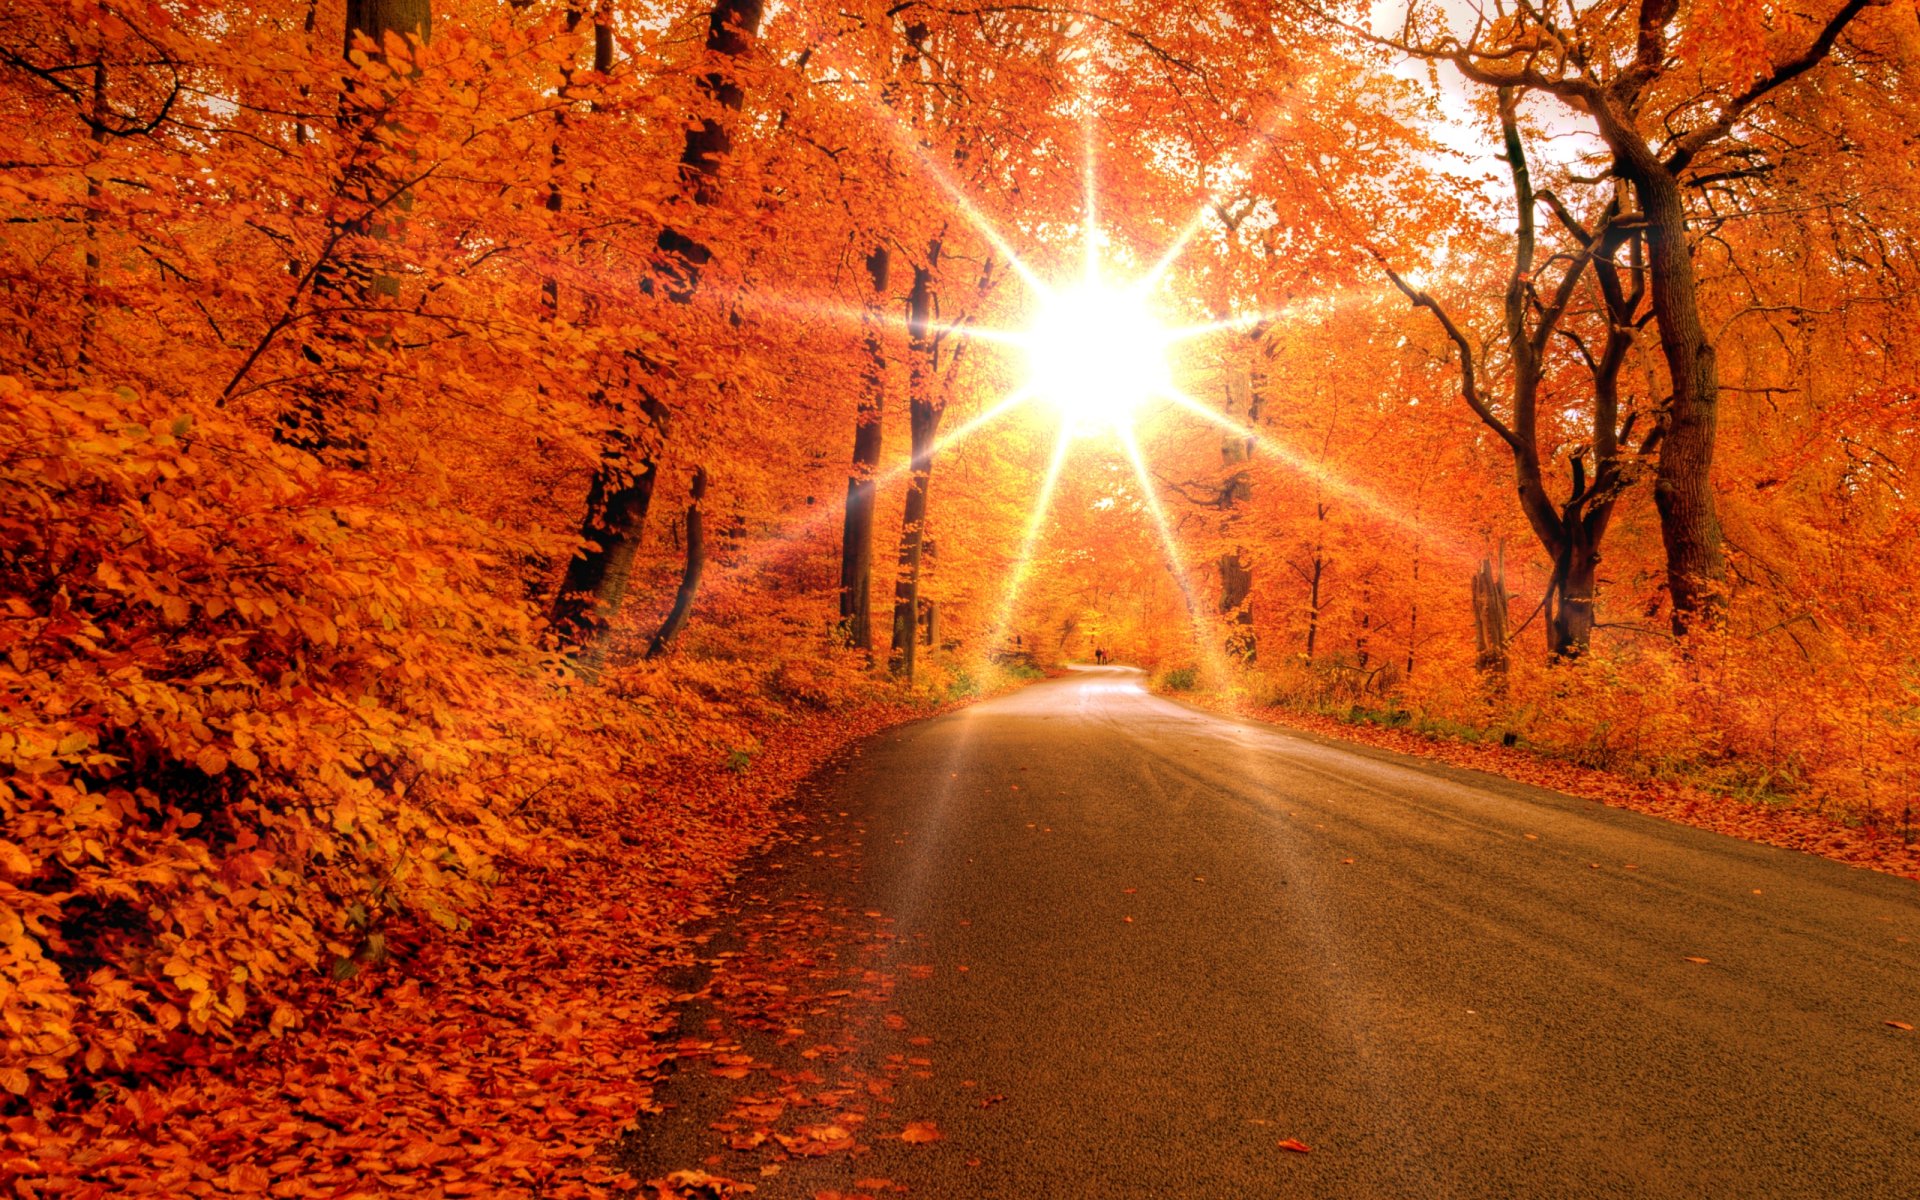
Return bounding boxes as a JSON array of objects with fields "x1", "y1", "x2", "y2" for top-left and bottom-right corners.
[
  {"x1": 654, "y1": 1170, "x2": 757, "y2": 1199},
  {"x1": 778, "y1": 1124, "x2": 857, "y2": 1156}
]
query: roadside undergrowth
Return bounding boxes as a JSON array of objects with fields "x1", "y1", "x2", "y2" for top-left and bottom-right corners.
[{"x1": 1154, "y1": 665, "x2": 1920, "y2": 886}]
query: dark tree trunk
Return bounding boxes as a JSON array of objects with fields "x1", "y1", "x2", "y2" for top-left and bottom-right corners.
[
  {"x1": 839, "y1": 245, "x2": 890, "y2": 653},
  {"x1": 1627, "y1": 163, "x2": 1725, "y2": 633},
  {"x1": 550, "y1": 0, "x2": 761, "y2": 662},
  {"x1": 277, "y1": 0, "x2": 432, "y2": 467},
  {"x1": 1391, "y1": 94, "x2": 1631, "y2": 662},
  {"x1": 550, "y1": 389, "x2": 667, "y2": 657},
  {"x1": 1216, "y1": 364, "x2": 1257, "y2": 661},
  {"x1": 1406, "y1": 550, "x2": 1420, "y2": 677},
  {"x1": 1472, "y1": 557, "x2": 1509, "y2": 673},
  {"x1": 1550, "y1": 533, "x2": 1601, "y2": 658},
  {"x1": 888, "y1": 256, "x2": 941, "y2": 679},
  {"x1": 520, "y1": 6, "x2": 612, "y2": 594},
  {"x1": 646, "y1": 467, "x2": 707, "y2": 659},
  {"x1": 1217, "y1": 550, "x2": 1254, "y2": 654},
  {"x1": 1304, "y1": 557, "x2": 1323, "y2": 664}
]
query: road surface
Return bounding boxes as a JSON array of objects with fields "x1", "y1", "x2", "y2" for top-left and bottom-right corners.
[{"x1": 620, "y1": 667, "x2": 1920, "y2": 1198}]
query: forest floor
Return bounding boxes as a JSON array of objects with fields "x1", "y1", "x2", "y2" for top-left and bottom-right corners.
[
  {"x1": 1181, "y1": 691, "x2": 1920, "y2": 885},
  {"x1": 3, "y1": 686, "x2": 1024, "y2": 1199}
]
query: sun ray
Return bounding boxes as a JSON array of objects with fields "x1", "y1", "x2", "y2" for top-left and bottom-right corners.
[
  {"x1": 1156, "y1": 387, "x2": 1482, "y2": 564},
  {"x1": 1138, "y1": 201, "x2": 1221, "y2": 297},
  {"x1": 1118, "y1": 426, "x2": 1239, "y2": 686},
  {"x1": 865, "y1": 108, "x2": 1053, "y2": 296},
  {"x1": 979, "y1": 423, "x2": 1075, "y2": 660},
  {"x1": 786, "y1": 28, "x2": 1057, "y2": 301},
  {"x1": 1162, "y1": 313, "x2": 1282, "y2": 343},
  {"x1": 928, "y1": 388, "x2": 1038, "y2": 460},
  {"x1": 1081, "y1": 78, "x2": 1101, "y2": 286},
  {"x1": 739, "y1": 291, "x2": 1039, "y2": 350},
  {"x1": 653, "y1": 387, "x2": 1042, "y2": 619},
  {"x1": 1133, "y1": 94, "x2": 1306, "y2": 297}
]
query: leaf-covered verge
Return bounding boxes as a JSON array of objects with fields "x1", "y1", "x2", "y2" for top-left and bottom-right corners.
[
  {"x1": 1154, "y1": 661, "x2": 1920, "y2": 884},
  {"x1": 0, "y1": 377, "x2": 1020, "y2": 1193},
  {"x1": 0, "y1": 686, "x2": 978, "y2": 1197}
]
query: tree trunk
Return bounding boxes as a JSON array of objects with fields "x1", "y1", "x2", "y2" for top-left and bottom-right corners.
[
  {"x1": 889, "y1": 260, "x2": 940, "y2": 679},
  {"x1": 1549, "y1": 531, "x2": 1600, "y2": 659},
  {"x1": 1406, "y1": 549, "x2": 1420, "y2": 677},
  {"x1": 77, "y1": 62, "x2": 106, "y2": 372},
  {"x1": 550, "y1": 0, "x2": 761, "y2": 661},
  {"x1": 1472, "y1": 556, "x2": 1509, "y2": 672},
  {"x1": 550, "y1": 392, "x2": 666, "y2": 656},
  {"x1": 1217, "y1": 551, "x2": 1254, "y2": 657},
  {"x1": 1630, "y1": 164, "x2": 1726, "y2": 633},
  {"x1": 278, "y1": 0, "x2": 432, "y2": 467},
  {"x1": 1304, "y1": 556, "x2": 1323, "y2": 664},
  {"x1": 1217, "y1": 364, "x2": 1256, "y2": 661},
  {"x1": 646, "y1": 466, "x2": 707, "y2": 659},
  {"x1": 839, "y1": 245, "x2": 889, "y2": 653}
]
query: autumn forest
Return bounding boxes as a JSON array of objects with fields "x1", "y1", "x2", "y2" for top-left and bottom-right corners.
[{"x1": 3, "y1": 0, "x2": 1918, "y2": 1192}]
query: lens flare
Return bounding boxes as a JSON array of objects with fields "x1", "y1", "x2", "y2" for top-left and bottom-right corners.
[{"x1": 1024, "y1": 285, "x2": 1173, "y2": 433}]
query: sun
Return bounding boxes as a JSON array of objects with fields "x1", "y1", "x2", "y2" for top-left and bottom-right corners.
[{"x1": 1023, "y1": 284, "x2": 1173, "y2": 433}]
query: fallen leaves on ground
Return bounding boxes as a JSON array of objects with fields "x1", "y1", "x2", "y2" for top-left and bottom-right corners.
[
  {"x1": 899, "y1": 1121, "x2": 943, "y2": 1144},
  {"x1": 3, "y1": 695, "x2": 983, "y2": 1198},
  {"x1": 1278, "y1": 1138, "x2": 1312, "y2": 1154}
]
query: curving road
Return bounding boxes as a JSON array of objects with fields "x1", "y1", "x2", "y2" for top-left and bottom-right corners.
[{"x1": 621, "y1": 666, "x2": 1920, "y2": 1198}]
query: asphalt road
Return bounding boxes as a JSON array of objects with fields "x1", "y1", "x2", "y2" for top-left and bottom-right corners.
[{"x1": 620, "y1": 666, "x2": 1920, "y2": 1198}]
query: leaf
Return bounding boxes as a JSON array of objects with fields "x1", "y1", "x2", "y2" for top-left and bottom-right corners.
[
  {"x1": 1278, "y1": 1138, "x2": 1311, "y2": 1154},
  {"x1": 1886, "y1": 1020, "x2": 1913, "y2": 1031},
  {"x1": 899, "y1": 1121, "x2": 941, "y2": 1144},
  {"x1": 0, "y1": 840, "x2": 33, "y2": 877}
]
